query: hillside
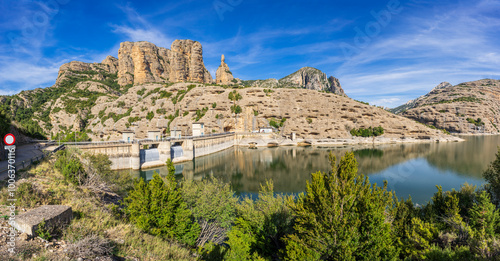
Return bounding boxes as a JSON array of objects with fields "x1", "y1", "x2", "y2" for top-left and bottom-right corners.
[
  {"x1": 393, "y1": 79, "x2": 500, "y2": 134},
  {"x1": 0, "y1": 39, "x2": 456, "y2": 141}
]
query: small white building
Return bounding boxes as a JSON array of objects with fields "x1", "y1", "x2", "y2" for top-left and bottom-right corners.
[
  {"x1": 259, "y1": 127, "x2": 273, "y2": 133},
  {"x1": 121, "y1": 130, "x2": 134, "y2": 143},
  {"x1": 192, "y1": 122, "x2": 204, "y2": 136},
  {"x1": 147, "y1": 130, "x2": 162, "y2": 141}
]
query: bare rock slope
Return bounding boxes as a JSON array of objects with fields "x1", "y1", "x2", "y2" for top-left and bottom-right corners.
[{"x1": 395, "y1": 79, "x2": 500, "y2": 134}]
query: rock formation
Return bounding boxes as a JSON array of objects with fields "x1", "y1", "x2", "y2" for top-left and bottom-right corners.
[
  {"x1": 55, "y1": 40, "x2": 213, "y2": 88},
  {"x1": 215, "y1": 54, "x2": 234, "y2": 85},
  {"x1": 117, "y1": 40, "x2": 212, "y2": 86},
  {"x1": 278, "y1": 67, "x2": 346, "y2": 95}
]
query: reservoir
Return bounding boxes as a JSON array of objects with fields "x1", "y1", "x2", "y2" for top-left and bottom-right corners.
[{"x1": 121, "y1": 135, "x2": 500, "y2": 204}]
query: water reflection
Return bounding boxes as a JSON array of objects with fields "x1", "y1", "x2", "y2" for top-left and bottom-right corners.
[{"x1": 120, "y1": 135, "x2": 500, "y2": 204}]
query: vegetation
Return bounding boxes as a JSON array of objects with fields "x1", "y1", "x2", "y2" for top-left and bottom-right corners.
[
  {"x1": 195, "y1": 107, "x2": 209, "y2": 121},
  {"x1": 230, "y1": 105, "x2": 242, "y2": 114},
  {"x1": 355, "y1": 99, "x2": 370, "y2": 105},
  {"x1": 350, "y1": 126, "x2": 384, "y2": 137},
  {"x1": 285, "y1": 152, "x2": 396, "y2": 260},
  {"x1": 137, "y1": 88, "x2": 146, "y2": 96},
  {"x1": 467, "y1": 118, "x2": 485, "y2": 127},
  {"x1": 52, "y1": 131, "x2": 91, "y2": 142},
  {"x1": 425, "y1": 96, "x2": 482, "y2": 107},
  {"x1": 269, "y1": 117, "x2": 286, "y2": 129},
  {"x1": 4, "y1": 145, "x2": 500, "y2": 260},
  {"x1": 146, "y1": 111, "x2": 155, "y2": 121},
  {"x1": 124, "y1": 160, "x2": 200, "y2": 246}
]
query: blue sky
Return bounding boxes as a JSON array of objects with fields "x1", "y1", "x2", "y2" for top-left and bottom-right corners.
[{"x1": 1, "y1": 0, "x2": 499, "y2": 108}]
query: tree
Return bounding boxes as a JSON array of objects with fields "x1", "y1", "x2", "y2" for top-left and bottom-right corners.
[
  {"x1": 124, "y1": 159, "x2": 200, "y2": 246},
  {"x1": 228, "y1": 90, "x2": 243, "y2": 130},
  {"x1": 284, "y1": 152, "x2": 398, "y2": 260},
  {"x1": 483, "y1": 148, "x2": 500, "y2": 207}
]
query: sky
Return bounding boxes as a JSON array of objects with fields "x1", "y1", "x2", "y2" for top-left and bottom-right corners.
[{"x1": 0, "y1": 0, "x2": 499, "y2": 108}]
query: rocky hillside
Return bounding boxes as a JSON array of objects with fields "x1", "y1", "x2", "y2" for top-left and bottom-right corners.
[
  {"x1": 1, "y1": 39, "x2": 457, "y2": 141},
  {"x1": 393, "y1": 79, "x2": 500, "y2": 134},
  {"x1": 54, "y1": 82, "x2": 452, "y2": 141}
]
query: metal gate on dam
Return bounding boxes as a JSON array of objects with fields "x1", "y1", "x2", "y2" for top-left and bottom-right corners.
[{"x1": 68, "y1": 132, "x2": 235, "y2": 170}]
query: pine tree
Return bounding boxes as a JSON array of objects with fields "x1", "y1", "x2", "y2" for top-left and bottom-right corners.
[
  {"x1": 124, "y1": 159, "x2": 199, "y2": 246},
  {"x1": 284, "y1": 152, "x2": 398, "y2": 260},
  {"x1": 483, "y1": 148, "x2": 500, "y2": 207}
]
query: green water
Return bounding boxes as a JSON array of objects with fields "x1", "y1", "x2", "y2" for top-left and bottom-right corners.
[{"x1": 123, "y1": 135, "x2": 500, "y2": 204}]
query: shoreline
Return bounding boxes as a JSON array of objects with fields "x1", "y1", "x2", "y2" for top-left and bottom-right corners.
[{"x1": 236, "y1": 135, "x2": 464, "y2": 148}]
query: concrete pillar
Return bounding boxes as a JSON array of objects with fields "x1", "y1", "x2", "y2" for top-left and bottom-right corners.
[
  {"x1": 130, "y1": 143, "x2": 141, "y2": 170},
  {"x1": 158, "y1": 141, "x2": 171, "y2": 163}
]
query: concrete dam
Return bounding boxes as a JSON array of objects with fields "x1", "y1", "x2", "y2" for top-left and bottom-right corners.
[{"x1": 69, "y1": 133, "x2": 235, "y2": 170}]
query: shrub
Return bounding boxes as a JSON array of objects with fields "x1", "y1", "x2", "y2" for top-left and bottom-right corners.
[
  {"x1": 212, "y1": 102, "x2": 217, "y2": 108},
  {"x1": 35, "y1": 219, "x2": 52, "y2": 241},
  {"x1": 350, "y1": 126, "x2": 384, "y2": 137},
  {"x1": 66, "y1": 234, "x2": 113, "y2": 259},
  {"x1": 484, "y1": 148, "x2": 500, "y2": 207},
  {"x1": 181, "y1": 177, "x2": 238, "y2": 247},
  {"x1": 146, "y1": 111, "x2": 155, "y2": 121},
  {"x1": 230, "y1": 105, "x2": 242, "y2": 114},
  {"x1": 54, "y1": 150, "x2": 85, "y2": 185},
  {"x1": 284, "y1": 152, "x2": 397, "y2": 260},
  {"x1": 124, "y1": 160, "x2": 200, "y2": 246}
]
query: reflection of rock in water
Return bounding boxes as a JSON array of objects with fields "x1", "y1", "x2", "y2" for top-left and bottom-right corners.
[
  {"x1": 181, "y1": 144, "x2": 437, "y2": 193},
  {"x1": 425, "y1": 135, "x2": 500, "y2": 178},
  {"x1": 120, "y1": 136, "x2": 497, "y2": 194}
]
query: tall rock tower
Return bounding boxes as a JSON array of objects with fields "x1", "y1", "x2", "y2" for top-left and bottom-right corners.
[{"x1": 215, "y1": 54, "x2": 234, "y2": 85}]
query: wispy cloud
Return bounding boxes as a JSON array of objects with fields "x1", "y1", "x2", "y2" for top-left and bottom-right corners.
[
  {"x1": 111, "y1": 5, "x2": 172, "y2": 46},
  {"x1": 334, "y1": 0, "x2": 500, "y2": 107}
]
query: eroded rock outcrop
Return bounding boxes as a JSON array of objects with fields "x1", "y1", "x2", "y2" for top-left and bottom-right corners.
[
  {"x1": 118, "y1": 40, "x2": 214, "y2": 86},
  {"x1": 278, "y1": 67, "x2": 346, "y2": 95},
  {"x1": 215, "y1": 54, "x2": 234, "y2": 85}
]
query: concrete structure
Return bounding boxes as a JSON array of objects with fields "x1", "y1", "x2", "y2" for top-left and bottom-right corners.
[
  {"x1": 13, "y1": 205, "x2": 73, "y2": 236},
  {"x1": 192, "y1": 122, "x2": 204, "y2": 136},
  {"x1": 171, "y1": 129, "x2": 182, "y2": 138},
  {"x1": 148, "y1": 130, "x2": 162, "y2": 141},
  {"x1": 121, "y1": 130, "x2": 134, "y2": 143},
  {"x1": 72, "y1": 133, "x2": 235, "y2": 170}
]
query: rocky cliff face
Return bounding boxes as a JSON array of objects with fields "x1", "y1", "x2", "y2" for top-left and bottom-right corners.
[
  {"x1": 278, "y1": 67, "x2": 345, "y2": 95},
  {"x1": 215, "y1": 55, "x2": 234, "y2": 85},
  {"x1": 117, "y1": 40, "x2": 212, "y2": 86},
  {"x1": 396, "y1": 79, "x2": 500, "y2": 134},
  {"x1": 55, "y1": 40, "x2": 213, "y2": 88}
]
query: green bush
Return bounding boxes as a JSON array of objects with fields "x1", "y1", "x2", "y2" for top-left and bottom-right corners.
[
  {"x1": 484, "y1": 148, "x2": 500, "y2": 207},
  {"x1": 350, "y1": 126, "x2": 384, "y2": 137},
  {"x1": 230, "y1": 105, "x2": 242, "y2": 114},
  {"x1": 146, "y1": 111, "x2": 155, "y2": 121},
  {"x1": 284, "y1": 152, "x2": 397, "y2": 260},
  {"x1": 182, "y1": 177, "x2": 238, "y2": 247},
  {"x1": 54, "y1": 150, "x2": 85, "y2": 186},
  {"x1": 124, "y1": 160, "x2": 200, "y2": 246}
]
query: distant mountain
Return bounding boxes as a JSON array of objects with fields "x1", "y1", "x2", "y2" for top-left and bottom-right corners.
[{"x1": 392, "y1": 79, "x2": 500, "y2": 134}]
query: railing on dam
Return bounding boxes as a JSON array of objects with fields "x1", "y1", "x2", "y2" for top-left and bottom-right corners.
[{"x1": 59, "y1": 132, "x2": 236, "y2": 146}]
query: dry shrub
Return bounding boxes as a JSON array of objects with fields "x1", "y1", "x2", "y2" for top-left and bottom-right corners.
[{"x1": 66, "y1": 234, "x2": 113, "y2": 259}]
